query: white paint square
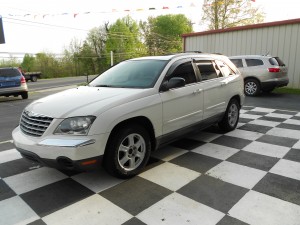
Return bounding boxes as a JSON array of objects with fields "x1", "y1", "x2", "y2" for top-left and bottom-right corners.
[
  {"x1": 72, "y1": 169, "x2": 124, "y2": 193},
  {"x1": 137, "y1": 192, "x2": 224, "y2": 225},
  {"x1": 206, "y1": 161, "x2": 266, "y2": 189},
  {"x1": 225, "y1": 129, "x2": 263, "y2": 141},
  {"x1": 43, "y1": 194, "x2": 132, "y2": 225},
  {"x1": 0, "y1": 149, "x2": 22, "y2": 164},
  {"x1": 151, "y1": 146, "x2": 188, "y2": 161},
  {"x1": 242, "y1": 141, "x2": 290, "y2": 158},
  {"x1": 265, "y1": 113, "x2": 293, "y2": 119},
  {"x1": 239, "y1": 114, "x2": 262, "y2": 120},
  {"x1": 284, "y1": 119, "x2": 300, "y2": 126},
  {"x1": 192, "y1": 143, "x2": 239, "y2": 160},
  {"x1": 0, "y1": 196, "x2": 39, "y2": 225},
  {"x1": 139, "y1": 162, "x2": 200, "y2": 191},
  {"x1": 4, "y1": 167, "x2": 67, "y2": 194},
  {"x1": 249, "y1": 119, "x2": 280, "y2": 127},
  {"x1": 229, "y1": 190, "x2": 300, "y2": 225},
  {"x1": 293, "y1": 140, "x2": 300, "y2": 149},
  {"x1": 270, "y1": 159, "x2": 300, "y2": 181},
  {"x1": 251, "y1": 107, "x2": 275, "y2": 113},
  {"x1": 267, "y1": 127, "x2": 300, "y2": 140}
]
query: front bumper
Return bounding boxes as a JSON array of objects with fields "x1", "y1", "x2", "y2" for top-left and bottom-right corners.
[{"x1": 12, "y1": 126, "x2": 109, "y2": 171}]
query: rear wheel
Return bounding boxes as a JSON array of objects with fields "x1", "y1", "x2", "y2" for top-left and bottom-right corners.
[
  {"x1": 244, "y1": 79, "x2": 261, "y2": 96},
  {"x1": 218, "y1": 98, "x2": 240, "y2": 132},
  {"x1": 21, "y1": 92, "x2": 28, "y2": 99},
  {"x1": 31, "y1": 76, "x2": 37, "y2": 82},
  {"x1": 103, "y1": 124, "x2": 151, "y2": 179}
]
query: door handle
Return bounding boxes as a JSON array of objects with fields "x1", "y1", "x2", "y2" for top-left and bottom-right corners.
[{"x1": 193, "y1": 89, "x2": 202, "y2": 94}]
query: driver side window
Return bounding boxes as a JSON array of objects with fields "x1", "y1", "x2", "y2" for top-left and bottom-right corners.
[{"x1": 169, "y1": 61, "x2": 197, "y2": 85}]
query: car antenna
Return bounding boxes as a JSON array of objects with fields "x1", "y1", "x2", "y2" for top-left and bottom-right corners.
[{"x1": 265, "y1": 50, "x2": 270, "y2": 56}]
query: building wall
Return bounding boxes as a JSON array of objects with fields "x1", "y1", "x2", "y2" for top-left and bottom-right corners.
[{"x1": 183, "y1": 19, "x2": 300, "y2": 88}]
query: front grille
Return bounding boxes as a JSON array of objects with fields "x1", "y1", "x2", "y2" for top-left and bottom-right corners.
[{"x1": 20, "y1": 110, "x2": 53, "y2": 137}]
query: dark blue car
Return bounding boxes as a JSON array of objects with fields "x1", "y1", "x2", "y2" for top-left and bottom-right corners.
[{"x1": 0, "y1": 67, "x2": 28, "y2": 99}]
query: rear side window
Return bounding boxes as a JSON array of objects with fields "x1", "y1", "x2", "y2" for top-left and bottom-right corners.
[
  {"x1": 0, "y1": 68, "x2": 21, "y2": 77},
  {"x1": 196, "y1": 61, "x2": 219, "y2": 81},
  {"x1": 230, "y1": 59, "x2": 243, "y2": 68},
  {"x1": 269, "y1": 57, "x2": 285, "y2": 66},
  {"x1": 245, "y1": 59, "x2": 264, "y2": 67}
]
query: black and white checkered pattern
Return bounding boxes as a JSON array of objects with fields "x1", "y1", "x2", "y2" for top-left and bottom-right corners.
[{"x1": 0, "y1": 106, "x2": 300, "y2": 225}]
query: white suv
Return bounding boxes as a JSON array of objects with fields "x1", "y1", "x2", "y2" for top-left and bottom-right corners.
[
  {"x1": 229, "y1": 55, "x2": 289, "y2": 96},
  {"x1": 12, "y1": 53, "x2": 244, "y2": 178}
]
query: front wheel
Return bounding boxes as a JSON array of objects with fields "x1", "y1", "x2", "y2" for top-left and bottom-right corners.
[
  {"x1": 103, "y1": 124, "x2": 151, "y2": 179},
  {"x1": 218, "y1": 98, "x2": 240, "y2": 132}
]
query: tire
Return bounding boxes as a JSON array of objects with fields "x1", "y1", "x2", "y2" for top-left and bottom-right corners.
[
  {"x1": 218, "y1": 98, "x2": 240, "y2": 132},
  {"x1": 103, "y1": 124, "x2": 151, "y2": 179},
  {"x1": 31, "y1": 76, "x2": 37, "y2": 82},
  {"x1": 244, "y1": 79, "x2": 261, "y2": 96},
  {"x1": 21, "y1": 92, "x2": 28, "y2": 99}
]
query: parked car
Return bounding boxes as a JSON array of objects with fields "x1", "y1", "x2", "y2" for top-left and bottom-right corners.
[
  {"x1": 12, "y1": 52, "x2": 245, "y2": 178},
  {"x1": 0, "y1": 67, "x2": 28, "y2": 99},
  {"x1": 229, "y1": 55, "x2": 289, "y2": 96}
]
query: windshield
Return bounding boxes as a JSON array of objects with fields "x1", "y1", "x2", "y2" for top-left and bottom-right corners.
[{"x1": 89, "y1": 59, "x2": 167, "y2": 88}]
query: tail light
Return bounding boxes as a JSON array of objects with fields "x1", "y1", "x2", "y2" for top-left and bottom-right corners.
[
  {"x1": 21, "y1": 75, "x2": 26, "y2": 83},
  {"x1": 268, "y1": 68, "x2": 281, "y2": 73}
]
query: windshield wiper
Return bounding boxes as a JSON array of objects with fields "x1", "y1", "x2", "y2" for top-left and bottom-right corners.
[{"x1": 93, "y1": 84, "x2": 114, "y2": 87}]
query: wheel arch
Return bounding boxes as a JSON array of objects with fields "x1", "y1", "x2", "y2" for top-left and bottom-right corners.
[
  {"x1": 244, "y1": 76, "x2": 261, "y2": 86},
  {"x1": 104, "y1": 116, "x2": 156, "y2": 156},
  {"x1": 230, "y1": 95, "x2": 241, "y2": 108}
]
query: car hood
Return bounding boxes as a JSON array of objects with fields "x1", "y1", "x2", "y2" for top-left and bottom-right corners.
[{"x1": 26, "y1": 86, "x2": 155, "y2": 118}]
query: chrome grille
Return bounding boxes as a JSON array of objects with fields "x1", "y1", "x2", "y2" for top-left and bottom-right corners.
[{"x1": 20, "y1": 110, "x2": 53, "y2": 137}]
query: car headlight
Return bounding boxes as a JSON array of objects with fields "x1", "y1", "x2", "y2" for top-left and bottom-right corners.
[{"x1": 54, "y1": 116, "x2": 96, "y2": 135}]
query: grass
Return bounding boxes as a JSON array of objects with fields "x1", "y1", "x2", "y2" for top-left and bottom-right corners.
[{"x1": 273, "y1": 87, "x2": 300, "y2": 95}]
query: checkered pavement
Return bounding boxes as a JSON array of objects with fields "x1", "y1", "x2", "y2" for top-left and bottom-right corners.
[{"x1": 0, "y1": 106, "x2": 300, "y2": 225}]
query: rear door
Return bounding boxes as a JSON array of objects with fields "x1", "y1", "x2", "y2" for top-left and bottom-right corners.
[
  {"x1": 195, "y1": 59, "x2": 240, "y2": 120},
  {"x1": 194, "y1": 59, "x2": 227, "y2": 119}
]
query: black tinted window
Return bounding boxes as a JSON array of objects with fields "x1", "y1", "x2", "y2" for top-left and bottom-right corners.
[
  {"x1": 169, "y1": 62, "x2": 196, "y2": 84},
  {"x1": 269, "y1": 57, "x2": 285, "y2": 66},
  {"x1": 245, "y1": 59, "x2": 264, "y2": 67},
  {"x1": 0, "y1": 68, "x2": 21, "y2": 77},
  {"x1": 197, "y1": 62, "x2": 219, "y2": 80},
  {"x1": 230, "y1": 59, "x2": 243, "y2": 68}
]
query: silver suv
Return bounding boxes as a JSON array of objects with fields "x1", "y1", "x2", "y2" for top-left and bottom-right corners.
[{"x1": 229, "y1": 55, "x2": 289, "y2": 96}]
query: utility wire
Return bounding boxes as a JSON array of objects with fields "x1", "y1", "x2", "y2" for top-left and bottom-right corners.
[{"x1": 3, "y1": 17, "x2": 89, "y2": 31}]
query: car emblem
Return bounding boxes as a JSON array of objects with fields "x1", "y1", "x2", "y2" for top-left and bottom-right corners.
[{"x1": 27, "y1": 111, "x2": 38, "y2": 117}]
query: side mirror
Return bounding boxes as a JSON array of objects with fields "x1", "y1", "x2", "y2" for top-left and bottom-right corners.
[{"x1": 161, "y1": 77, "x2": 186, "y2": 91}]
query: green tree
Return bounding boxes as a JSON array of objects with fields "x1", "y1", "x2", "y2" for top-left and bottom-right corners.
[
  {"x1": 34, "y1": 52, "x2": 60, "y2": 78},
  {"x1": 85, "y1": 25, "x2": 108, "y2": 73},
  {"x1": 141, "y1": 14, "x2": 193, "y2": 55},
  {"x1": 202, "y1": 0, "x2": 265, "y2": 30},
  {"x1": 21, "y1": 54, "x2": 35, "y2": 72},
  {"x1": 106, "y1": 16, "x2": 146, "y2": 64}
]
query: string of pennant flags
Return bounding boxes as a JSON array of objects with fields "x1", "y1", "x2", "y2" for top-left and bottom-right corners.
[
  {"x1": 5, "y1": 3, "x2": 198, "y2": 19},
  {"x1": 4, "y1": 0, "x2": 256, "y2": 19}
]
